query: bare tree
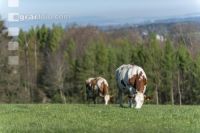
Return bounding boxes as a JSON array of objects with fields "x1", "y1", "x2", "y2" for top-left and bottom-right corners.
[
  {"x1": 44, "y1": 47, "x2": 67, "y2": 103},
  {"x1": 155, "y1": 84, "x2": 159, "y2": 105},
  {"x1": 177, "y1": 71, "x2": 182, "y2": 105}
]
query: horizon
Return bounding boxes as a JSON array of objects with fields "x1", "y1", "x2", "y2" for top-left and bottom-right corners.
[{"x1": 1, "y1": 0, "x2": 200, "y2": 30}]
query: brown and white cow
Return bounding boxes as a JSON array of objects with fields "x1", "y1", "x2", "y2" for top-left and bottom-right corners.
[
  {"x1": 85, "y1": 77, "x2": 110, "y2": 105},
  {"x1": 115, "y1": 64, "x2": 147, "y2": 109}
]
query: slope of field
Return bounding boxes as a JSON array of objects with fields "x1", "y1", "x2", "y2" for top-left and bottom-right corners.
[{"x1": 0, "y1": 104, "x2": 199, "y2": 133}]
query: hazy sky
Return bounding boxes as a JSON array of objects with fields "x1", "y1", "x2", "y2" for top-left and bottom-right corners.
[{"x1": 1, "y1": 0, "x2": 200, "y2": 28}]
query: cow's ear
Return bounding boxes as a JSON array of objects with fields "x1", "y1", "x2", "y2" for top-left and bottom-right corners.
[
  {"x1": 144, "y1": 95, "x2": 153, "y2": 101},
  {"x1": 109, "y1": 95, "x2": 115, "y2": 103}
]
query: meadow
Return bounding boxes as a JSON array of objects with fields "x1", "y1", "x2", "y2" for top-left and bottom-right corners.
[{"x1": 0, "y1": 104, "x2": 200, "y2": 133}]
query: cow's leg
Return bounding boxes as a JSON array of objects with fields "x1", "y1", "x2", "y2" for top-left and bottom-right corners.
[
  {"x1": 128, "y1": 87, "x2": 134, "y2": 108},
  {"x1": 128, "y1": 97, "x2": 134, "y2": 108},
  {"x1": 86, "y1": 96, "x2": 90, "y2": 104},
  {"x1": 93, "y1": 97, "x2": 97, "y2": 104},
  {"x1": 87, "y1": 95, "x2": 93, "y2": 105},
  {"x1": 86, "y1": 88, "x2": 93, "y2": 104},
  {"x1": 118, "y1": 89, "x2": 123, "y2": 107}
]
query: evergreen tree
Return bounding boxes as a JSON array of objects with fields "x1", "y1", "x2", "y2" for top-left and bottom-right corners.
[
  {"x1": 161, "y1": 39, "x2": 176, "y2": 104},
  {"x1": 94, "y1": 41, "x2": 109, "y2": 76},
  {"x1": 146, "y1": 33, "x2": 162, "y2": 104},
  {"x1": 176, "y1": 44, "x2": 193, "y2": 104},
  {"x1": 48, "y1": 25, "x2": 64, "y2": 52}
]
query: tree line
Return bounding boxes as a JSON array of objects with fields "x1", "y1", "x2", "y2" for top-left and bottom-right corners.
[{"x1": 0, "y1": 20, "x2": 200, "y2": 104}]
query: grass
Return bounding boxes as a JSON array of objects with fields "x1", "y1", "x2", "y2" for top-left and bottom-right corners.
[{"x1": 0, "y1": 104, "x2": 200, "y2": 133}]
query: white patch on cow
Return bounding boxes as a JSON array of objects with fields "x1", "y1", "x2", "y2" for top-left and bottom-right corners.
[
  {"x1": 127, "y1": 65, "x2": 147, "y2": 89},
  {"x1": 143, "y1": 85, "x2": 147, "y2": 93},
  {"x1": 129, "y1": 87, "x2": 132, "y2": 92},
  {"x1": 135, "y1": 92, "x2": 144, "y2": 109},
  {"x1": 129, "y1": 87, "x2": 135, "y2": 96},
  {"x1": 128, "y1": 65, "x2": 147, "y2": 80},
  {"x1": 89, "y1": 83, "x2": 92, "y2": 86},
  {"x1": 127, "y1": 65, "x2": 138, "y2": 79},
  {"x1": 116, "y1": 65, "x2": 132, "y2": 90},
  {"x1": 104, "y1": 95, "x2": 110, "y2": 105},
  {"x1": 139, "y1": 74, "x2": 144, "y2": 81},
  {"x1": 96, "y1": 77, "x2": 108, "y2": 88},
  {"x1": 94, "y1": 85, "x2": 98, "y2": 90},
  {"x1": 86, "y1": 78, "x2": 95, "y2": 83}
]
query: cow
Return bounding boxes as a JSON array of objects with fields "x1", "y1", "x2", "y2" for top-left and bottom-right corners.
[
  {"x1": 115, "y1": 64, "x2": 147, "y2": 109},
  {"x1": 85, "y1": 77, "x2": 110, "y2": 105}
]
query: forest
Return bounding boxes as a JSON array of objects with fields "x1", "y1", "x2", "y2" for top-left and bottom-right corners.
[{"x1": 1, "y1": 20, "x2": 200, "y2": 105}]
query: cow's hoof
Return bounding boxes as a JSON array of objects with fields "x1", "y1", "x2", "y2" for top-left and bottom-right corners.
[
  {"x1": 130, "y1": 105, "x2": 134, "y2": 108},
  {"x1": 135, "y1": 107, "x2": 141, "y2": 109},
  {"x1": 120, "y1": 105, "x2": 124, "y2": 108}
]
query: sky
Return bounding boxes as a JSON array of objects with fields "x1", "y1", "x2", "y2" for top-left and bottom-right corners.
[{"x1": 0, "y1": 0, "x2": 200, "y2": 29}]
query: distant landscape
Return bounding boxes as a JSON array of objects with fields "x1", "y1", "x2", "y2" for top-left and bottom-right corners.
[{"x1": 2, "y1": 13, "x2": 200, "y2": 30}]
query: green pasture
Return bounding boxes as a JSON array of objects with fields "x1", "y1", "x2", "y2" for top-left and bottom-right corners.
[{"x1": 0, "y1": 104, "x2": 199, "y2": 133}]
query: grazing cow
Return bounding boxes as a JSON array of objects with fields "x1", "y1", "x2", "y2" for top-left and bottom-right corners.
[
  {"x1": 115, "y1": 64, "x2": 147, "y2": 109},
  {"x1": 85, "y1": 77, "x2": 110, "y2": 105}
]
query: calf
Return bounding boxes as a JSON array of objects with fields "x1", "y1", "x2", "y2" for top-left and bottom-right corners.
[
  {"x1": 85, "y1": 77, "x2": 110, "y2": 105},
  {"x1": 115, "y1": 64, "x2": 147, "y2": 109}
]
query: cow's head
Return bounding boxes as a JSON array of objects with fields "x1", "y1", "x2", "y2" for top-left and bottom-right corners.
[
  {"x1": 104, "y1": 95, "x2": 110, "y2": 105},
  {"x1": 135, "y1": 92, "x2": 144, "y2": 109},
  {"x1": 99, "y1": 81, "x2": 110, "y2": 105},
  {"x1": 129, "y1": 72, "x2": 147, "y2": 109}
]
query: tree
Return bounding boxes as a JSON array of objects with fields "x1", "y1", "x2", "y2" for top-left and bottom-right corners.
[
  {"x1": 41, "y1": 26, "x2": 66, "y2": 103},
  {"x1": 94, "y1": 41, "x2": 109, "y2": 76},
  {"x1": 107, "y1": 47, "x2": 118, "y2": 96},
  {"x1": 0, "y1": 21, "x2": 21, "y2": 102},
  {"x1": 161, "y1": 39, "x2": 176, "y2": 105},
  {"x1": 64, "y1": 38, "x2": 78, "y2": 101},
  {"x1": 176, "y1": 44, "x2": 193, "y2": 105},
  {"x1": 145, "y1": 33, "x2": 162, "y2": 104},
  {"x1": 115, "y1": 39, "x2": 132, "y2": 65},
  {"x1": 48, "y1": 25, "x2": 64, "y2": 52}
]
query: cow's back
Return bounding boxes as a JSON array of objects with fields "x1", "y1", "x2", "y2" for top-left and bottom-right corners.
[
  {"x1": 96, "y1": 77, "x2": 109, "y2": 96},
  {"x1": 85, "y1": 78, "x2": 95, "y2": 85},
  {"x1": 115, "y1": 64, "x2": 147, "y2": 89},
  {"x1": 115, "y1": 64, "x2": 131, "y2": 90},
  {"x1": 131, "y1": 65, "x2": 147, "y2": 80},
  {"x1": 96, "y1": 77, "x2": 108, "y2": 88}
]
